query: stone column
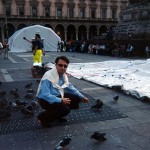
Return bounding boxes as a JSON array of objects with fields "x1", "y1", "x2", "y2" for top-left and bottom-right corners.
[
  {"x1": 74, "y1": 2, "x2": 78, "y2": 18},
  {"x1": 64, "y1": 28, "x2": 67, "y2": 41},
  {"x1": 87, "y1": 29, "x2": 89, "y2": 40},
  {"x1": 107, "y1": 2, "x2": 111, "y2": 19},
  {"x1": 97, "y1": 27, "x2": 99, "y2": 36},
  {"x1": 11, "y1": 0, "x2": 17, "y2": 15},
  {"x1": 25, "y1": 0, "x2": 30, "y2": 16},
  {"x1": 38, "y1": 1, "x2": 43, "y2": 16},
  {"x1": 63, "y1": 2, "x2": 67, "y2": 17}
]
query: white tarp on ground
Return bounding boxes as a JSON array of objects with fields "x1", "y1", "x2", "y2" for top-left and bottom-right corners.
[
  {"x1": 8, "y1": 25, "x2": 61, "y2": 52},
  {"x1": 65, "y1": 59, "x2": 150, "y2": 99}
]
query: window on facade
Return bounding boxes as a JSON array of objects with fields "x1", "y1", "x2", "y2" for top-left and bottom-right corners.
[
  {"x1": 68, "y1": 7, "x2": 73, "y2": 18},
  {"x1": 101, "y1": 8, "x2": 106, "y2": 19},
  {"x1": 32, "y1": 6, "x2": 37, "y2": 17},
  {"x1": 80, "y1": 8, "x2": 85, "y2": 18},
  {"x1": 112, "y1": 9, "x2": 116, "y2": 19},
  {"x1": 91, "y1": 8, "x2": 96, "y2": 18},
  {"x1": 19, "y1": 5, "x2": 24, "y2": 16},
  {"x1": 45, "y1": 6, "x2": 50, "y2": 17},
  {"x1": 57, "y1": 7, "x2": 62, "y2": 17},
  {"x1": 5, "y1": 6, "x2": 11, "y2": 16}
]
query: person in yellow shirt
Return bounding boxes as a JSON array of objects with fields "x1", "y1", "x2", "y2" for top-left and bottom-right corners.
[{"x1": 33, "y1": 34, "x2": 43, "y2": 66}]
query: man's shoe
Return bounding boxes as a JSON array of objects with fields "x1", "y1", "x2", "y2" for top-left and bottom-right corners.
[
  {"x1": 58, "y1": 117, "x2": 68, "y2": 122},
  {"x1": 38, "y1": 120, "x2": 52, "y2": 128},
  {"x1": 41, "y1": 122, "x2": 52, "y2": 128},
  {"x1": 37, "y1": 117, "x2": 52, "y2": 128}
]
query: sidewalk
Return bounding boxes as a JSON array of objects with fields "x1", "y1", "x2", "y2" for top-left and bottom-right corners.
[{"x1": 0, "y1": 52, "x2": 150, "y2": 150}]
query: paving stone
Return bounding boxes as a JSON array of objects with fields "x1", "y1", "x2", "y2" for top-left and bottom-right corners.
[
  {"x1": 137, "y1": 104, "x2": 150, "y2": 110},
  {"x1": 34, "y1": 124, "x2": 85, "y2": 141},
  {"x1": 105, "y1": 98, "x2": 139, "y2": 109},
  {"x1": 128, "y1": 122, "x2": 150, "y2": 138},
  {"x1": 108, "y1": 127, "x2": 149, "y2": 149},
  {"x1": 15, "y1": 140, "x2": 42, "y2": 150},
  {"x1": 116, "y1": 106, "x2": 142, "y2": 113},
  {"x1": 124, "y1": 111, "x2": 150, "y2": 123},
  {"x1": 80, "y1": 118, "x2": 140, "y2": 132},
  {"x1": 0, "y1": 134, "x2": 18, "y2": 150},
  {"x1": 7, "y1": 68, "x2": 32, "y2": 81},
  {"x1": 140, "y1": 109, "x2": 150, "y2": 115},
  {"x1": 142, "y1": 144, "x2": 150, "y2": 150},
  {"x1": 11, "y1": 131, "x2": 37, "y2": 142}
]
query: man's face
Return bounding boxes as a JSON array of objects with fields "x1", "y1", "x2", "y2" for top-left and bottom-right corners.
[
  {"x1": 56, "y1": 59, "x2": 68, "y2": 75},
  {"x1": 35, "y1": 35, "x2": 38, "y2": 40}
]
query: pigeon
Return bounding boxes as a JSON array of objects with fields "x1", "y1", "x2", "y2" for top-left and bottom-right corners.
[
  {"x1": 141, "y1": 96, "x2": 150, "y2": 103},
  {"x1": 10, "y1": 88, "x2": 18, "y2": 95},
  {"x1": 13, "y1": 92, "x2": 20, "y2": 99},
  {"x1": 5, "y1": 105, "x2": 12, "y2": 112},
  {"x1": 25, "y1": 105, "x2": 33, "y2": 111},
  {"x1": 27, "y1": 88, "x2": 34, "y2": 94},
  {"x1": 55, "y1": 134, "x2": 72, "y2": 150},
  {"x1": 25, "y1": 83, "x2": 33, "y2": 89},
  {"x1": 0, "y1": 98, "x2": 7, "y2": 107},
  {"x1": 9, "y1": 101, "x2": 18, "y2": 111},
  {"x1": 91, "y1": 99, "x2": 103, "y2": 110},
  {"x1": 24, "y1": 93, "x2": 34, "y2": 99},
  {"x1": 0, "y1": 91, "x2": 7, "y2": 97},
  {"x1": 10, "y1": 89, "x2": 19, "y2": 99},
  {"x1": 91, "y1": 132, "x2": 107, "y2": 141},
  {"x1": 21, "y1": 108, "x2": 34, "y2": 116},
  {"x1": 23, "y1": 101, "x2": 38, "y2": 112},
  {"x1": 0, "y1": 109, "x2": 11, "y2": 120},
  {"x1": 113, "y1": 95, "x2": 119, "y2": 102},
  {"x1": 16, "y1": 100, "x2": 27, "y2": 107},
  {"x1": 30, "y1": 101, "x2": 38, "y2": 107}
]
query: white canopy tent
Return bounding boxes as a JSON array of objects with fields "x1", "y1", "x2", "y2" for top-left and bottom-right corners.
[{"x1": 8, "y1": 25, "x2": 61, "y2": 52}]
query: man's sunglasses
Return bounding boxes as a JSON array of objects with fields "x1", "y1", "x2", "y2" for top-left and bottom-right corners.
[{"x1": 57, "y1": 64, "x2": 68, "y2": 68}]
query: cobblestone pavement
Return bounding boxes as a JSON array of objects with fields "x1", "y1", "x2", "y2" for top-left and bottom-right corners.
[{"x1": 0, "y1": 51, "x2": 150, "y2": 150}]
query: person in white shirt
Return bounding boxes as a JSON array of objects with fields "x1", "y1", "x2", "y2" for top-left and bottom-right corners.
[
  {"x1": 0, "y1": 41, "x2": 3, "y2": 55},
  {"x1": 126, "y1": 44, "x2": 134, "y2": 57},
  {"x1": 145, "y1": 45, "x2": 150, "y2": 58}
]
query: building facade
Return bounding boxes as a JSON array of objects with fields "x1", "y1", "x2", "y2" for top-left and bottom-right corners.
[
  {"x1": 0, "y1": 0, "x2": 128, "y2": 42},
  {"x1": 113, "y1": 0, "x2": 150, "y2": 39}
]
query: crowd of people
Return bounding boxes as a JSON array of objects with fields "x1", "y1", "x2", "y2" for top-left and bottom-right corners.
[{"x1": 57, "y1": 40, "x2": 150, "y2": 58}]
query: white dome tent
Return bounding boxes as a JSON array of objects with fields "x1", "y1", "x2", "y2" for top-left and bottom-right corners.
[{"x1": 8, "y1": 25, "x2": 61, "y2": 52}]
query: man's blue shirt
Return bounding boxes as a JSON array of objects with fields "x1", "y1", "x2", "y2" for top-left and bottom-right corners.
[{"x1": 37, "y1": 78, "x2": 84, "y2": 104}]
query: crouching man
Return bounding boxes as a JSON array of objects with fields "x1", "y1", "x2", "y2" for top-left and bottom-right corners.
[{"x1": 36, "y1": 56, "x2": 89, "y2": 128}]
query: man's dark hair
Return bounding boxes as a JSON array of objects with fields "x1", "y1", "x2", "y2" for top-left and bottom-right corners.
[
  {"x1": 35, "y1": 34, "x2": 41, "y2": 39},
  {"x1": 55, "y1": 56, "x2": 70, "y2": 64}
]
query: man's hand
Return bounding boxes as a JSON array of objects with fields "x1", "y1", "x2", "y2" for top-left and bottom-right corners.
[
  {"x1": 81, "y1": 97, "x2": 89, "y2": 103},
  {"x1": 62, "y1": 98, "x2": 71, "y2": 105}
]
